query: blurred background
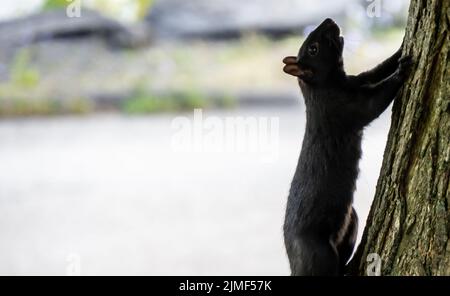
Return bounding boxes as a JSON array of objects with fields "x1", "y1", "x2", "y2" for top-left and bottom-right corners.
[{"x1": 0, "y1": 0, "x2": 410, "y2": 275}]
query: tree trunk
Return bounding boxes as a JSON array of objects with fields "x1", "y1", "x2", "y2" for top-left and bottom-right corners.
[{"x1": 348, "y1": 0, "x2": 450, "y2": 275}]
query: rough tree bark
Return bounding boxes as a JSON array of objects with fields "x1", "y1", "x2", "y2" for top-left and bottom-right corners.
[{"x1": 348, "y1": 0, "x2": 450, "y2": 275}]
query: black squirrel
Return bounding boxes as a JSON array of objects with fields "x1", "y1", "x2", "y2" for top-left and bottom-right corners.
[{"x1": 282, "y1": 18, "x2": 412, "y2": 276}]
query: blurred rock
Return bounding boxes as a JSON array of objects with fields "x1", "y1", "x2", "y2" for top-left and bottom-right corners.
[
  {"x1": 0, "y1": 9, "x2": 150, "y2": 58},
  {"x1": 146, "y1": 0, "x2": 351, "y2": 40}
]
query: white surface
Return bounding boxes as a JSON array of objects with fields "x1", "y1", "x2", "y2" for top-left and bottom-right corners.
[{"x1": 0, "y1": 106, "x2": 390, "y2": 275}]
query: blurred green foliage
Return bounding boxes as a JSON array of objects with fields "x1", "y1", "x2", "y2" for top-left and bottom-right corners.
[
  {"x1": 42, "y1": 0, "x2": 67, "y2": 10},
  {"x1": 0, "y1": 98, "x2": 91, "y2": 117},
  {"x1": 10, "y1": 50, "x2": 40, "y2": 88},
  {"x1": 123, "y1": 93, "x2": 177, "y2": 113},
  {"x1": 123, "y1": 89, "x2": 208, "y2": 114},
  {"x1": 137, "y1": 0, "x2": 154, "y2": 19},
  {"x1": 42, "y1": 0, "x2": 154, "y2": 21},
  {"x1": 0, "y1": 49, "x2": 92, "y2": 116},
  {"x1": 122, "y1": 89, "x2": 236, "y2": 114}
]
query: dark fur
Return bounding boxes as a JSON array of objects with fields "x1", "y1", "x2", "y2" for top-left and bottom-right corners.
[{"x1": 282, "y1": 18, "x2": 412, "y2": 276}]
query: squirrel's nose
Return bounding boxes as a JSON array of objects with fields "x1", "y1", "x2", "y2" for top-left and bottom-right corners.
[{"x1": 323, "y1": 18, "x2": 336, "y2": 26}]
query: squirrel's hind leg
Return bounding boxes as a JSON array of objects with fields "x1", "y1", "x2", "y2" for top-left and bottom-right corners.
[
  {"x1": 289, "y1": 235, "x2": 340, "y2": 276},
  {"x1": 336, "y1": 207, "x2": 359, "y2": 275}
]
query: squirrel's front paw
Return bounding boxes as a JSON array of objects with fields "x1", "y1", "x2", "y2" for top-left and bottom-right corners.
[{"x1": 396, "y1": 55, "x2": 413, "y2": 80}]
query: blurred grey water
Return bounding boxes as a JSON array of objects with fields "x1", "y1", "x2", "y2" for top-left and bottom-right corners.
[{"x1": 0, "y1": 106, "x2": 391, "y2": 275}]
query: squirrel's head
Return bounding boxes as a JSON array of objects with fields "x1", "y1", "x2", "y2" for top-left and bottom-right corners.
[{"x1": 283, "y1": 18, "x2": 344, "y2": 85}]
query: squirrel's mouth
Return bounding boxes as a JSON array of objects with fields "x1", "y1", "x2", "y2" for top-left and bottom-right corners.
[
  {"x1": 296, "y1": 62, "x2": 314, "y2": 79},
  {"x1": 282, "y1": 56, "x2": 314, "y2": 80}
]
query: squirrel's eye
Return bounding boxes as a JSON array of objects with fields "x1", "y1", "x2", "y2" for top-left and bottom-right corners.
[{"x1": 308, "y1": 43, "x2": 319, "y2": 56}]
